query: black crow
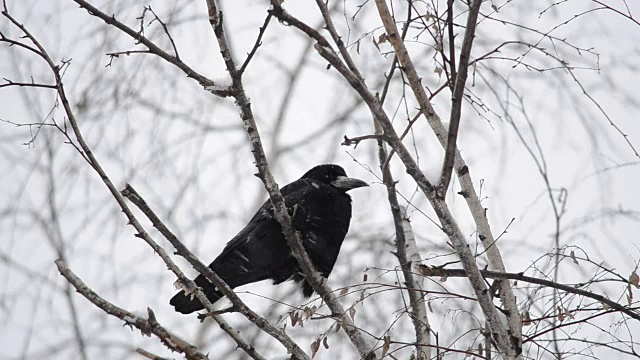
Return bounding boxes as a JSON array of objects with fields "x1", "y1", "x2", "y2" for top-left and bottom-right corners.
[{"x1": 170, "y1": 164, "x2": 368, "y2": 314}]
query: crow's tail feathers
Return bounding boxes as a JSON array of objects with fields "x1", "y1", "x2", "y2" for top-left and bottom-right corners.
[{"x1": 170, "y1": 282, "x2": 224, "y2": 314}]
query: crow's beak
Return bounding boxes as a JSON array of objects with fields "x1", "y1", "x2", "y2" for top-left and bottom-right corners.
[{"x1": 331, "y1": 176, "x2": 369, "y2": 191}]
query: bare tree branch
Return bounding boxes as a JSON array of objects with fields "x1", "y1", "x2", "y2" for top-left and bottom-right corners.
[
  {"x1": 416, "y1": 265, "x2": 640, "y2": 322},
  {"x1": 437, "y1": 0, "x2": 481, "y2": 198},
  {"x1": 55, "y1": 260, "x2": 210, "y2": 360},
  {"x1": 70, "y1": 0, "x2": 232, "y2": 96},
  {"x1": 371, "y1": 1, "x2": 524, "y2": 353}
]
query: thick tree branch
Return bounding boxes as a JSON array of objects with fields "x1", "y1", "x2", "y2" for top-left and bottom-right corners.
[{"x1": 393, "y1": 207, "x2": 431, "y2": 359}]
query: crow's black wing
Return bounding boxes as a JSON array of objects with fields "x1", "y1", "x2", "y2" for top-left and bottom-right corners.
[{"x1": 213, "y1": 178, "x2": 313, "y2": 262}]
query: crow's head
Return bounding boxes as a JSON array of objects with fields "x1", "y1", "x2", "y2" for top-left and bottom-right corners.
[{"x1": 302, "y1": 164, "x2": 369, "y2": 192}]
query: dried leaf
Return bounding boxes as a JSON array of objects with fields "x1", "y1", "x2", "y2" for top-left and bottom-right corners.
[
  {"x1": 356, "y1": 39, "x2": 361, "y2": 55},
  {"x1": 290, "y1": 311, "x2": 299, "y2": 327},
  {"x1": 557, "y1": 306, "x2": 564, "y2": 322},
  {"x1": 629, "y1": 271, "x2": 639, "y2": 288},
  {"x1": 349, "y1": 307, "x2": 357, "y2": 321},
  {"x1": 570, "y1": 250, "x2": 579, "y2": 265},
  {"x1": 435, "y1": 40, "x2": 443, "y2": 52},
  {"x1": 303, "y1": 305, "x2": 317, "y2": 320},
  {"x1": 439, "y1": 274, "x2": 448, "y2": 282},
  {"x1": 434, "y1": 66, "x2": 443, "y2": 79},
  {"x1": 522, "y1": 311, "x2": 532, "y2": 326},
  {"x1": 478, "y1": 342, "x2": 483, "y2": 354},
  {"x1": 381, "y1": 335, "x2": 391, "y2": 357},
  {"x1": 564, "y1": 307, "x2": 575, "y2": 320},
  {"x1": 323, "y1": 336, "x2": 329, "y2": 349},
  {"x1": 335, "y1": 321, "x2": 341, "y2": 333},
  {"x1": 427, "y1": 301, "x2": 434, "y2": 313},
  {"x1": 339, "y1": 288, "x2": 348, "y2": 296},
  {"x1": 378, "y1": 33, "x2": 388, "y2": 45},
  {"x1": 311, "y1": 338, "x2": 321, "y2": 358},
  {"x1": 363, "y1": 272, "x2": 368, "y2": 282}
]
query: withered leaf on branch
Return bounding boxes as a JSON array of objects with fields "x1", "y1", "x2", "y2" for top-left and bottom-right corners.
[
  {"x1": 349, "y1": 307, "x2": 357, "y2": 321},
  {"x1": 303, "y1": 305, "x2": 317, "y2": 320},
  {"x1": 629, "y1": 271, "x2": 639, "y2": 289},
  {"x1": 290, "y1": 311, "x2": 299, "y2": 327},
  {"x1": 564, "y1": 307, "x2": 575, "y2": 320},
  {"x1": 522, "y1": 311, "x2": 532, "y2": 326},
  {"x1": 378, "y1": 33, "x2": 388, "y2": 45},
  {"x1": 434, "y1": 66, "x2": 443, "y2": 78},
  {"x1": 381, "y1": 335, "x2": 391, "y2": 357},
  {"x1": 570, "y1": 250, "x2": 579, "y2": 265},
  {"x1": 557, "y1": 306, "x2": 564, "y2": 322},
  {"x1": 310, "y1": 338, "x2": 321, "y2": 358}
]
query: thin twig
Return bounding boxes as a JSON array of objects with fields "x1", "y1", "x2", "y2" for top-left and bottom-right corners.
[
  {"x1": 70, "y1": 0, "x2": 232, "y2": 96},
  {"x1": 238, "y1": 12, "x2": 273, "y2": 76},
  {"x1": 313, "y1": 0, "x2": 364, "y2": 81},
  {"x1": 416, "y1": 266, "x2": 640, "y2": 322},
  {"x1": 136, "y1": 348, "x2": 173, "y2": 360},
  {"x1": 145, "y1": 5, "x2": 180, "y2": 60},
  {"x1": 0, "y1": 78, "x2": 56, "y2": 88}
]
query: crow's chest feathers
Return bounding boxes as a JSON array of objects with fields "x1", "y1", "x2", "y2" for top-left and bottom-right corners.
[{"x1": 290, "y1": 182, "x2": 352, "y2": 244}]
